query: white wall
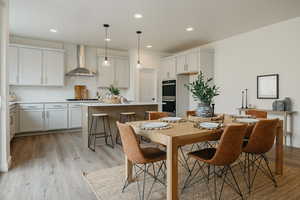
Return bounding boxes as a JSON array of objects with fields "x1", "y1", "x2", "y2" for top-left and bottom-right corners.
[
  {"x1": 202, "y1": 17, "x2": 300, "y2": 147},
  {"x1": 0, "y1": 0, "x2": 11, "y2": 172}
]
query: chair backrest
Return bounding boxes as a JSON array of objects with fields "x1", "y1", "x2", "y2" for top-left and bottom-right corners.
[
  {"x1": 116, "y1": 122, "x2": 146, "y2": 164},
  {"x1": 148, "y1": 112, "x2": 168, "y2": 120},
  {"x1": 186, "y1": 110, "x2": 196, "y2": 117},
  {"x1": 243, "y1": 119, "x2": 279, "y2": 154},
  {"x1": 245, "y1": 109, "x2": 267, "y2": 118},
  {"x1": 209, "y1": 124, "x2": 247, "y2": 166}
]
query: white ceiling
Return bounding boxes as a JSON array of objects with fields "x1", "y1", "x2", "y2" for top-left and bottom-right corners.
[{"x1": 9, "y1": 0, "x2": 300, "y2": 53}]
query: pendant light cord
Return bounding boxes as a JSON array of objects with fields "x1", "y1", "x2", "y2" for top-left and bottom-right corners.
[
  {"x1": 103, "y1": 24, "x2": 110, "y2": 60},
  {"x1": 137, "y1": 31, "x2": 142, "y2": 64}
]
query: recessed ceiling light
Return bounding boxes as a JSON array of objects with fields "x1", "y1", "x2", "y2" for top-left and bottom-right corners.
[
  {"x1": 105, "y1": 38, "x2": 111, "y2": 42},
  {"x1": 134, "y1": 13, "x2": 143, "y2": 19},
  {"x1": 146, "y1": 45, "x2": 152, "y2": 48},
  {"x1": 185, "y1": 27, "x2": 194, "y2": 32},
  {"x1": 49, "y1": 29, "x2": 58, "y2": 33}
]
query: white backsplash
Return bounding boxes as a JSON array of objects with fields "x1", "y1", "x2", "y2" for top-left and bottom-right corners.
[{"x1": 10, "y1": 76, "x2": 129, "y2": 101}]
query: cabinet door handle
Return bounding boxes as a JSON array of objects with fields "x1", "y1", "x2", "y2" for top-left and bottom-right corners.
[
  {"x1": 42, "y1": 111, "x2": 45, "y2": 119},
  {"x1": 47, "y1": 111, "x2": 49, "y2": 118}
]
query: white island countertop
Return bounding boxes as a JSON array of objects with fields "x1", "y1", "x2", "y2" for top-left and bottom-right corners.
[{"x1": 82, "y1": 102, "x2": 159, "y2": 107}]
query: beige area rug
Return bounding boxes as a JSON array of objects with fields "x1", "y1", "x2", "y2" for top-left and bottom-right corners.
[{"x1": 83, "y1": 162, "x2": 300, "y2": 200}]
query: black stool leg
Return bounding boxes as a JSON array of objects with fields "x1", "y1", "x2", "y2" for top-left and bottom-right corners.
[
  {"x1": 88, "y1": 117, "x2": 96, "y2": 152},
  {"x1": 107, "y1": 117, "x2": 114, "y2": 148},
  {"x1": 93, "y1": 116, "x2": 98, "y2": 150},
  {"x1": 104, "y1": 116, "x2": 114, "y2": 148}
]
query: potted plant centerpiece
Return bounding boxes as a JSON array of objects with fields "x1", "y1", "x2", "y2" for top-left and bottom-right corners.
[
  {"x1": 185, "y1": 71, "x2": 220, "y2": 117},
  {"x1": 105, "y1": 85, "x2": 121, "y2": 104}
]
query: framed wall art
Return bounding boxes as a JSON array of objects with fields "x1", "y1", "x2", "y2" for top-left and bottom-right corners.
[{"x1": 257, "y1": 74, "x2": 279, "y2": 99}]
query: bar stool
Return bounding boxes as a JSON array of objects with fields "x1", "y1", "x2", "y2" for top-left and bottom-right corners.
[
  {"x1": 116, "y1": 112, "x2": 136, "y2": 145},
  {"x1": 88, "y1": 113, "x2": 114, "y2": 151}
]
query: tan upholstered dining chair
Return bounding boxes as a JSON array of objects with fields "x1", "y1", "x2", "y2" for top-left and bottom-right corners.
[
  {"x1": 116, "y1": 122, "x2": 166, "y2": 200},
  {"x1": 148, "y1": 111, "x2": 168, "y2": 120},
  {"x1": 242, "y1": 119, "x2": 279, "y2": 192},
  {"x1": 245, "y1": 109, "x2": 267, "y2": 118},
  {"x1": 183, "y1": 124, "x2": 247, "y2": 200}
]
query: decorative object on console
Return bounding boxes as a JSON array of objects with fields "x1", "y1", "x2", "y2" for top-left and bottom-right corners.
[
  {"x1": 272, "y1": 97, "x2": 292, "y2": 111},
  {"x1": 245, "y1": 88, "x2": 248, "y2": 108},
  {"x1": 185, "y1": 71, "x2": 220, "y2": 117},
  {"x1": 257, "y1": 74, "x2": 279, "y2": 99},
  {"x1": 241, "y1": 90, "x2": 245, "y2": 108}
]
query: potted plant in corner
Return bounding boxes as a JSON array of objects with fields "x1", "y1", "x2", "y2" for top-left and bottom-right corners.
[{"x1": 185, "y1": 71, "x2": 220, "y2": 117}]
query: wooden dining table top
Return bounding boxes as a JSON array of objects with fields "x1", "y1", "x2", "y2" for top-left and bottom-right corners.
[{"x1": 128, "y1": 120, "x2": 236, "y2": 146}]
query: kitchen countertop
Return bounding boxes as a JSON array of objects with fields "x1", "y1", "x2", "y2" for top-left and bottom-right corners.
[
  {"x1": 8, "y1": 100, "x2": 159, "y2": 106},
  {"x1": 82, "y1": 102, "x2": 159, "y2": 107},
  {"x1": 9, "y1": 100, "x2": 99, "y2": 104}
]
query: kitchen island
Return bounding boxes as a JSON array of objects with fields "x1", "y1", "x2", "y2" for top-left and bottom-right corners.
[{"x1": 81, "y1": 102, "x2": 159, "y2": 147}]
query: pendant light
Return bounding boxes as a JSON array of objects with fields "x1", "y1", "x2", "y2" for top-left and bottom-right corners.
[
  {"x1": 136, "y1": 31, "x2": 142, "y2": 69},
  {"x1": 102, "y1": 24, "x2": 111, "y2": 67}
]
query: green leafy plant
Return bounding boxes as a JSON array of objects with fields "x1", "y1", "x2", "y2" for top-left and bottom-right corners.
[
  {"x1": 185, "y1": 71, "x2": 220, "y2": 105},
  {"x1": 108, "y1": 85, "x2": 120, "y2": 96}
]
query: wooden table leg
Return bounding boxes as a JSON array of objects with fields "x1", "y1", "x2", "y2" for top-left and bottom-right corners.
[
  {"x1": 275, "y1": 121, "x2": 284, "y2": 175},
  {"x1": 167, "y1": 137, "x2": 178, "y2": 200},
  {"x1": 125, "y1": 156, "x2": 134, "y2": 183}
]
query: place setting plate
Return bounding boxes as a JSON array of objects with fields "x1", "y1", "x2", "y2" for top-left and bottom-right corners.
[
  {"x1": 194, "y1": 122, "x2": 223, "y2": 130},
  {"x1": 141, "y1": 122, "x2": 172, "y2": 130},
  {"x1": 160, "y1": 117, "x2": 184, "y2": 123}
]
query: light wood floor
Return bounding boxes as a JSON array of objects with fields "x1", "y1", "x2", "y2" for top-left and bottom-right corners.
[
  {"x1": 1, "y1": 132, "x2": 300, "y2": 200},
  {"x1": 0, "y1": 132, "x2": 125, "y2": 200}
]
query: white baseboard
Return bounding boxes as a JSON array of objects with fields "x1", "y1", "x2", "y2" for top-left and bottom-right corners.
[{"x1": 0, "y1": 155, "x2": 11, "y2": 172}]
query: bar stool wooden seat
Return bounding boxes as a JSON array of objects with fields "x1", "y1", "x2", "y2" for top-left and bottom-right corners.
[
  {"x1": 116, "y1": 112, "x2": 137, "y2": 145},
  {"x1": 88, "y1": 113, "x2": 114, "y2": 151}
]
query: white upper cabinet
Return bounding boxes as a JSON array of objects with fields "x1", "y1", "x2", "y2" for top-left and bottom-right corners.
[
  {"x1": 186, "y1": 51, "x2": 199, "y2": 72},
  {"x1": 8, "y1": 46, "x2": 19, "y2": 85},
  {"x1": 176, "y1": 50, "x2": 199, "y2": 74},
  {"x1": 43, "y1": 50, "x2": 64, "y2": 86},
  {"x1": 98, "y1": 56, "x2": 130, "y2": 88},
  {"x1": 161, "y1": 57, "x2": 176, "y2": 80},
  {"x1": 8, "y1": 44, "x2": 65, "y2": 86},
  {"x1": 176, "y1": 54, "x2": 187, "y2": 74},
  {"x1": 19, "y1": 47, "x2": 43, "y2": 85},
  {"x1": 98, "y1": 56, "x2": 115, "y2": 87},
  {"x1": 114, "y1": 58, "x2": 130, "y2": 88}
]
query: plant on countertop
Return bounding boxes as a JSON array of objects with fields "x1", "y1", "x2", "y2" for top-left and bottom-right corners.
[
  {"x1": 108, "y1": 85, "x2": 120, "y2": 96},
  {"x1": 185, "y1": 71, "x2": 220, "y2": 105}
]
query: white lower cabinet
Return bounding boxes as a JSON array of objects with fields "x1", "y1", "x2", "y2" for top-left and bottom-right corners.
[
  {"x1": 68, "y1": 104, "x2": 82, "y2": 128},
  {"x1": 18, "y1": 103, "x2": 81, "y2": 134},
  {"x1": 45, "y1": 109, "x2": 68, "y2": 130},
  {"x1": 19, "y1": 109, "x2": 44, "y2": 132}
]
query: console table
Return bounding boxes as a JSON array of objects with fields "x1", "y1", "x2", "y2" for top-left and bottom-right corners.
[{"x1": 237, "y1": 108, "x2": 297, "y2": 146}]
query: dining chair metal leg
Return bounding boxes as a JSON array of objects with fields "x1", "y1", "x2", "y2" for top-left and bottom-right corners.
[
  {"x1": 122, "y1": 161, "x2": 166, "y2": 199},
  {"x1": 244, "y1": 153, "x2": 278, "y2": 193}
]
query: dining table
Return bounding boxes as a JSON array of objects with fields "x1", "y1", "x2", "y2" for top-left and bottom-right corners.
[{"x1": 126, "y1": 116, "x2": 284, "y2": 200}]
